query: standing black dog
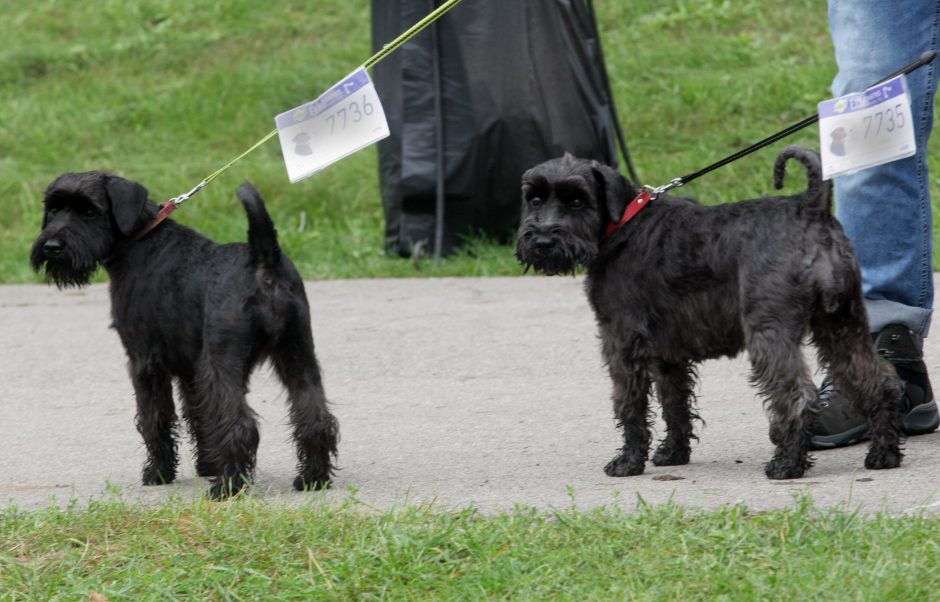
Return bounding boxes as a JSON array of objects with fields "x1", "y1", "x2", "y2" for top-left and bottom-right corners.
[
  {"x1": 515, "y1": 147, "x2": 903, "y2": 479},
  {"x1": 31, "y1": 172, "x2": 338, "y2": 498}
]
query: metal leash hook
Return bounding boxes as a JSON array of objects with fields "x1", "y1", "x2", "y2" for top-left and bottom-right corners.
[
  {"x1": 605, "y1": 179, "x2": 686, "y2": 238},
  {"x1": 168, "y1": 179, "x2": 207, "y2": 206},
  {"x1": 648, "y1": 177, "x2": 685, "y2": 200},
  {"x1": 132, "y1": 179, "x2": 207, "y2": 241}
]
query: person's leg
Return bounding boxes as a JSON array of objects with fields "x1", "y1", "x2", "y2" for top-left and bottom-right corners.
[
  {"x1": 812, "y1": 0, "x2": 940, "y2": 448},
  {"x1": 830, "y1": 0, "x2": 938, "y2": 335}
]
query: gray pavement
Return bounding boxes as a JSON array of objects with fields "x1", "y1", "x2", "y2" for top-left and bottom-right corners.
[{"x1": 2, "y1": 276, "x2": 939, "y2": 514}]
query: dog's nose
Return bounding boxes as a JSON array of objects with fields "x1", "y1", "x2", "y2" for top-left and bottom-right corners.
[
  {"x1": 42, "y1": 238, "x2": 65, "y2": 257},
  {"x1": 533, "y1": 234, "x2": 555, "y2": 250}
]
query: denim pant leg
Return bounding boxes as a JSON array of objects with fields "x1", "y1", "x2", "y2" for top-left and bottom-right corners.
[{"x1": 828, "y1": 0, "x2": 940, "y2": 337}]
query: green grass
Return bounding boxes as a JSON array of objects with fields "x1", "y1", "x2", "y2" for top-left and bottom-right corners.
[
  {"x1": 3, "y1": 494, "x2": 940, "y2": 600},
  {"x1": 4, "y1": 0, "x2": 937, "y2": 282}
]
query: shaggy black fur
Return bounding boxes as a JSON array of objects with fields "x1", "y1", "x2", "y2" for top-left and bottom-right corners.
[
  {"x1": 516, "y1": 147, "x2": 904, "y2": 479},
  {"x1": 32, "y1": 172, "x2": 339, "y2": 498}
]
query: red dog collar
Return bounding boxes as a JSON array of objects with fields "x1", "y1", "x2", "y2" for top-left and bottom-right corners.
[{"x1": 604, "y1": 190, "x2": 652, "y2": 238}]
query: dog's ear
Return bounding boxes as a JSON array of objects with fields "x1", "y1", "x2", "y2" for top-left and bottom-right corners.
[
  {"x1": 107, "y1": 176, "x2": 150, "y2": 235},
  {"x1": 590, "y1": 161, "x2": 630, "y2": 224}
]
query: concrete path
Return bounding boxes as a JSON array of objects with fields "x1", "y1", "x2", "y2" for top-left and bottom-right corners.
[{"x1": 2, "y1": 277, "x2": 939, "y2": 514}]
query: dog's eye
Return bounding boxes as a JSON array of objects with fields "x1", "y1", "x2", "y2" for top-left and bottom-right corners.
[
  {"x1": 570, "y1": 198, "x2": 584, "y2": 208},
  {"x1": 82, "y1": 208, "x2": 98, "y2": 218},
  {"x1": 528, "y1": 197, "x2": 543, "y2": 207}
]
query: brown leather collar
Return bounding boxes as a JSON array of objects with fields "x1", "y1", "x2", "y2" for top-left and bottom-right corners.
[{"x1": 132, "y1": 202, "x2": 178, "y2": 241}]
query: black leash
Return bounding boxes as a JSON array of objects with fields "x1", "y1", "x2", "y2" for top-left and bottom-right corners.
[{"x1": 652, "y1": 50, "x2": 938, "y2": 197}]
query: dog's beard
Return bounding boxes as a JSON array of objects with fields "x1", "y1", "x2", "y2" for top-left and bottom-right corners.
[
  {"x1": 515, "y1": 233, "x2": 597, "y2": 276},
  {"x1": 30, "y1": 235, "x2": 103, "y2": 289}
]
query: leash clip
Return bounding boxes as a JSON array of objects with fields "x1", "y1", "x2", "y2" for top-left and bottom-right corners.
[
  {"x1": 649, "y1": 178, "x2": 684, "y2": 199},
  {"x1": 133, "y1": 178, "x2": 207, "y2": 241},
  {"x1": 169, "y1": 179, "x2": 207, "y2": 206}
]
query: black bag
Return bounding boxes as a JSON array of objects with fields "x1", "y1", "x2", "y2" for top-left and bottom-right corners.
[{"x1": 371, "y1": 0, "x2": 634, "y2": 258}]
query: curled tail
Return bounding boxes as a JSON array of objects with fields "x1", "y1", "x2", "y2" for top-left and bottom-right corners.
[
  {"x1": 772, "y1": 145, "x2": 831, "y2": 211},
  {"x1": 237, "y1": 181, "x2": 282, "y2": 269}
]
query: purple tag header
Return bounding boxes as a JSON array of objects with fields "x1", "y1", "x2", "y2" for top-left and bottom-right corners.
[
  {"x1": 818, "y1": 75, "x2": 908, "y2": 119},
  {"x1": 275, "y1": 69, "x2": 370, "y2": 128}
]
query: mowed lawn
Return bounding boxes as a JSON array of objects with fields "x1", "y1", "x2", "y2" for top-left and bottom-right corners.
[{"x1": 4, "y1": 495, "x2": 940, "y2": 600}]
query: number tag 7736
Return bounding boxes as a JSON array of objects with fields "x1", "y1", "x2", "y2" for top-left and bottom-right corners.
[
  {"x1": 275, "y1": 68, "x2": 390, "y2": 183},
  {"x1": 818, "y1": 74, "x2": 916, "y2": 180}
]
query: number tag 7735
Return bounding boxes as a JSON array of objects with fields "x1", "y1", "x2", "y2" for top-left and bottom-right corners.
[
  {"x1": 275, "y1": 68, "x2": 390, "y2": 183},
  {"x1": 818, "y1": 74, "x2": 916, "y2": 180}
]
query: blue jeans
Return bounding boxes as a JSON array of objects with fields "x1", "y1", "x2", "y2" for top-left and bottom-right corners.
[{"x1": 829, "y1": 0, "x2": 940, "y2": 337}]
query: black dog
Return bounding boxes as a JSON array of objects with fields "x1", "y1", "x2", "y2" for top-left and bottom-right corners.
[
  {"x1": 515, "y1": 147, "x2": 903, "y2": 479},
  {"x1": 31, "y1": 172, "x2": 339, "y2": 498}
]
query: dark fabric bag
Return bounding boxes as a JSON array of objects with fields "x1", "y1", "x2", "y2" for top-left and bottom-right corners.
[{"x1": 371, "y1": 0, "x2": 631, "y2": 257}]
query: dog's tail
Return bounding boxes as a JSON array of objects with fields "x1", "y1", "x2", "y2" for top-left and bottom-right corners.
[
  {"x1": 772, "y1": 145, "x2": 831, "y2": 211},
  {"x1": 237, "y1": 181, "x2": 282, "y2": 269}
]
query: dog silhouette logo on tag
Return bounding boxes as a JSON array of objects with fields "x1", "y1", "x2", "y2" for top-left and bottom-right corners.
[
  {"x1": 292, "y1": 132, "x2": 313, "y2": 157},
  {"x1": 829, "y1": 126, "x2": 849, "y2": 156}
]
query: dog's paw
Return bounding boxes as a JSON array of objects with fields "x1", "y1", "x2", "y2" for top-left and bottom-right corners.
[
  {"x1": 604, "y1": 454, "x2": 645, "y2": 477},
  {"x1": 763, "y1": 458, "x2": 807, "y2": 480},
  {"x1": 651, "y1": 442, "x2": 691, "y2": 467},
  {"x1": 141, "y1": 465, "x2": 175, "y2": 486},
  {"x1": 207, "y1": 483, "x2": 231, "y2": 501},
  {"x1": 207, "y1": 475, "x2": 250, "y2": 500},
  {"x1": 294, "y1": 475, "x2": 332, "y2": 492},
  {"x1": 865, "y1": 446, "x2": 902, "y2": 470}
]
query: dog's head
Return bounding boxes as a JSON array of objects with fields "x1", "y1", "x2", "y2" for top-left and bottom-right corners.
[
  {"x1": 30, "y1": 171, "x2": 156, "y2": 287},
  {"x1": 515, "y1": 154, "x2": 630, "y2": 275}
]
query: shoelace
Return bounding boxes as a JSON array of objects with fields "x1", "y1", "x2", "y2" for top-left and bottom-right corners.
[{"x1": 816, "y1": 378, "x2": 835, "y2": 409}]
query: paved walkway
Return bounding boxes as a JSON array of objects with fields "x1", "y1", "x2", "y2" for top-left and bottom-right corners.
[{"x1": 2, "y1": 277, "x2": 938, "y2": 514}]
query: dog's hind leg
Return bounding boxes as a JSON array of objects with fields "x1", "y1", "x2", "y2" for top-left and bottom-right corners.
[
  {"x1": 129, "y1": 358, "x2": 178, "y2": 485},
  {"x1": 651, "y1": 361, "x2": 699, "y2": 467},
  {"x1": 602, "y1": 335, "x2": 653, "y2": 477},
  {"x1": 811, "y1": 299, "x2": 904, "y2": 470},
  {"x1": 746, "y1": 326, "x2": 816, "y2": 479},
  {"x1": 177, "y1": 378, "x2": 215, "y2": 477},
  {"x1": 193, "y1": 352, "x2": 260, "y2": 499},
  {"x1": 271, "y1": 315, "x2": 338, "y2": 492}
]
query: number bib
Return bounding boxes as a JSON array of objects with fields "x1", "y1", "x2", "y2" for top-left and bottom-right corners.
[
  {"x1": 818, "y1": 74, "x2": 916, "y2": 180},
  {"x1": 275, "y1": 68, "x2": 390, "y2": 183}
]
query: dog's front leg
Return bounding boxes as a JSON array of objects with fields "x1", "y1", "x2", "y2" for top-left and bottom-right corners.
[
  {"x1": 603, "y1": 344, "x2": 653, "y2": 477},
  {"x1": 651, "y1": 361, "x2": 698, "y2": 467},
  {"x1": 177, "y1": 377, "x2": 215, "y2": 478},
  {"x1": 129, "y1": 358, "x2": 178, "y2": 485}
]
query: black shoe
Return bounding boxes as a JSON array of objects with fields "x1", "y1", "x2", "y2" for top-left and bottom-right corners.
[{"x1": 810, "y1": 324, "x2": 939, "y2": 449}]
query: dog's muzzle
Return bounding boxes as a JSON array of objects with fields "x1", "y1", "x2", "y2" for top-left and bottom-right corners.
[
  {"x1": 30, "y1": 227, "x2": 104, "y2": 288},
  {"x1": 516, "y1": 228, "x2": 583, "y2": 276}
]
